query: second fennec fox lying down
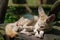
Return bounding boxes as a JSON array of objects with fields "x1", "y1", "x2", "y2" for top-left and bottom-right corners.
[{"x1": 33, "y1": 7, "x2": 55, "y2": 38}]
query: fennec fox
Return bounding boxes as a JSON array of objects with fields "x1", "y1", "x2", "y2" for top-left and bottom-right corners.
[
  {"x1": 5, "y1": 15, "x2": 39, "y2": 38},
  {"x1": 34, "y1": 7, "x2": 55, "y2": 38}
]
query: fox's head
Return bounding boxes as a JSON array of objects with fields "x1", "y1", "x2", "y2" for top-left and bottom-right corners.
[
  {"x1": 34, "y1": 7, "x2": 55, "y2": 38},
  {"x1": 38, "y1": 7, "x2": 55, "y2": 31}
]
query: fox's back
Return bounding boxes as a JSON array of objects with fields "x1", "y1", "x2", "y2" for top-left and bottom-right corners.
[{"x1": 5, "y1": 23, "x2": 18, "y2": 37}]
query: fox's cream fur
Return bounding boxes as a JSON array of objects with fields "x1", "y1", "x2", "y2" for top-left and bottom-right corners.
[
  {"x1": 17, "y1": 16, "x2": 38, "y2": 26},
  {"x1": 18, "y1": 16, "x2": 39, "y2": 35},
  {"x1": 33, "y1": 7, "x2": 55, "y2": 38},
  {"x1": 5, "y1": 15, "x2": 39, "y2": 38},
  {"x1": 5, "y1": 22, "x2": 19, "y2": 38}
]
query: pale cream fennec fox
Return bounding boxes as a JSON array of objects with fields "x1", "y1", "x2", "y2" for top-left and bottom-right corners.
[
  {"x1": 5, "y1": 15, "x2": 39, "y2": 38},
  {"x1": 33, "y1": 7, "x2": 55, "y2": 38},
  {"x1": 5, "y1": 6, "x2": 55, "y2": 39},
  {"x1": 5, "y1": 4, "x2": 39, "y2": 38},
  {"x1": 19, "y1": 7, "x2": 55, "y2": 37}
]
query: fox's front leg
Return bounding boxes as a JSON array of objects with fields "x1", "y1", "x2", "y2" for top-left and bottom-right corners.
[
  {"x1": 37, "y1": 31, "x2": 44, "y2": 38},
  {"x1": 33, "y1": 26, "x2": 43, "y2": 38},
  {"x1": 33, "y1": 28, "x2": 39, "y2": 37},
  {"x1": 20, "y1": 29, "x2": 31, "y2": 36},
  {"x1": 33, "y1": 26, "x2": 39, "y2": 36},
  {"x1": 33, "y1": 24, "x2": 40, "y2": 36},
  {"x1": 20, "y1": 29, "x2": 26, "y2": 33}
]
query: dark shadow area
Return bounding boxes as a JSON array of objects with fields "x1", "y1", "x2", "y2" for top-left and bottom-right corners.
[
  {"x1": 48, "y1": 1, "x2": 60, "y2": 21},
  {"x1": 12, "y1": 0, "x2": 26, "y2": 4},
  {"x1": 46, "y1": 0, "x2": 57, "y2": 4},
  {"x1": 30, "y1": 7, "x2": 38, "y2": 15},
  {"x1": 14, "y1": 7, "x2": 26, "y2": 15},
  {"x1": 14, "y1": 7, "x2": 38, "y2": 15},
  {"x1": 45, "y1": 28, "x2": 60, "y2": 35}
]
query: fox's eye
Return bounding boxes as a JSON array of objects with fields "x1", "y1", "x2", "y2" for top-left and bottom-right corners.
[{"x1": 40, "y1": 26, "x2": 44, "y2": 28}]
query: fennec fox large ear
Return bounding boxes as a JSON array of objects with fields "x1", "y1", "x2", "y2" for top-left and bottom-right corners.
[
  {"x1": 38, "y1": 7, "x2": 47, "y2": 16},
  {"x1": 46, "y1": 14, "x2": 55, "y2": 23},
  {"x1": 38, "y1": 7, "x2": 48, "y2": 20}
]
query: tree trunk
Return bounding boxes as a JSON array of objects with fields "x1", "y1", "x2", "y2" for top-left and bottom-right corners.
[{"x1": 0, "y1": 0, "x2": 9, "y2": 24}]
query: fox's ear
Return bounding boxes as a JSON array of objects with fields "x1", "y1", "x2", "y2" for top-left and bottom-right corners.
[
  {"x1": 38, "y1": 7, "x2": 48, "y2": 19},
  {"x1": 38, "y1": 7, "x2": 46, "y2": 16},
  {"x1": 46, "y1": 14, "x2": 55, "y2": 23}
]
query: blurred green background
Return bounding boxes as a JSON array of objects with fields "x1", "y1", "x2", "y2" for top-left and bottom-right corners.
[{"x1": 4, "y1": 0, "x2": 60, "y2": 23}]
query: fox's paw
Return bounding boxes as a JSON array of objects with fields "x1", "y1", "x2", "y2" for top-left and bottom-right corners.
[{"x1": 20, "y1": 31, "x2": 32, "y2": 36}]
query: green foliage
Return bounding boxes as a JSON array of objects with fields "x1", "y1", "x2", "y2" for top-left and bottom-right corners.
[
  {"x1": 7, "y1": 6, "x2": 16, "y2": 13},
  {"x1": 0, "y1": 37, "x2": 4, "y2": 40},
  {"x1": 57, "y1": 12, "x2": 60, "y2": 19},
  {"x1": 27, "y1": 0, "x2": 40, "y2": 6},
  {"x1": 42, "y1": 5, "x2": 51, "y2": 15},
  {"x1": 4, "y1": 7, "x2": 19, "y2": 23},
  {"x1": 4, "y1": 13, "x2": 17, "y2": 23}
]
